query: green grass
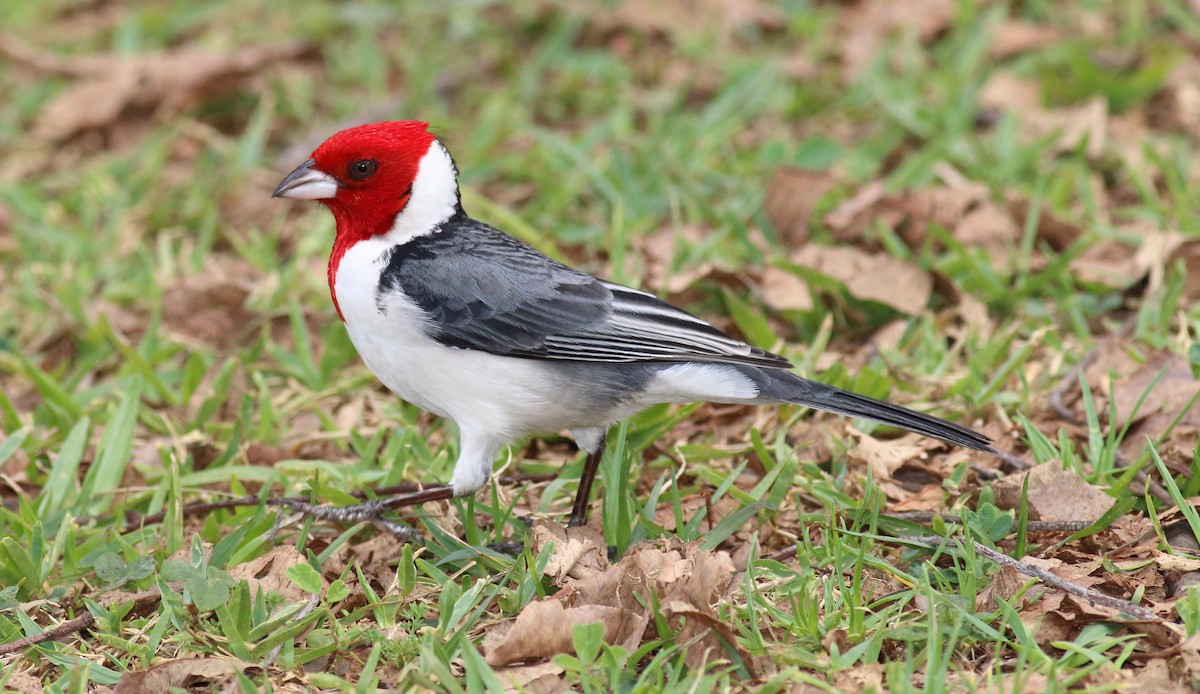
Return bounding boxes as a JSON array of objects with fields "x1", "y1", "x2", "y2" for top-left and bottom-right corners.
[{"x1": 2, "y1": 0, "x2": 1200, "y2": 691}]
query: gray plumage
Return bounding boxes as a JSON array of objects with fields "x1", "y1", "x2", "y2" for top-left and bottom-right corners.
[
  {"x1": 377, "y1": 214, "x2": 993, "y2": 453},
  {"x1": 378, "y1": 213, "x2": 790, "y2": 368}
]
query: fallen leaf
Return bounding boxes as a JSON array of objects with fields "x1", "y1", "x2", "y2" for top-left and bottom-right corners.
[
  {"x1": 0, "y1": 34, "x2": 311, "y2": 143},
  {"x1": 636, "y1": 224, "x2": 728, "y2": 296},
  {"x1": 482, "y1": 600, "x2": 643, "y2": 667},
  {"x1": 530, "y1": 521, "x2": 609, "y2": 585},
  {"x1": 1084, "y1": 342, "x2": 1200, "y2": 432},
  {"x1": 976, "y1": 565, "x2": 1023, "y2": 612},
  {"x1": 114, "y1": 657, "x2": 247, "y2": 694},
  {"x1": 163, "y1": 258, "x2": 260, "y2": 350},
  {"x1": 993, "y1": 463, "x2": 1115, "y2": 522},
  {"x1": 579, "y1": 0, "x2": 784, "y2": 44},
  {"x1": 495, "y1": 661, "x2": 566, "y2": 693},
  {"x1": 0, "y1": 669, "x2": 43, "y2": 694},
  {"x1": 226, "y1": 544, "x2": 314, "y2": 603},
  {"x1": 834, "y1": 664, "x2": 886, "y2": 693},
  {"x1": 979, "y1": 70, "x2": 1109, "y2": 158},
  {"x1": 848, "y1": 433, "x2": 928, "y2": 483},
  {"x1": 658, "y1": 549, "x2": 741, "y2": 671},
  {"x1": 1004, "y1": 194, "x2": 1083, "y2": 252},
  {"x1": 791, "y1": 245, "x2": 932, "y2": 314},
  {"x1": 987, "y1": 20, "x2": 1061, "y2": 60},
  {"x1": 759, "y1": 266, "x2": 814, "y2": 312},
  {"x1": 837, "y1": 0, "x2": 956, "y2": 81},
  {"x1": 824, "y1": 179, "x2": 889, "y2": 235},
  {"x1": 763, "y1": 167, "x2": 839, "y2": 245}
]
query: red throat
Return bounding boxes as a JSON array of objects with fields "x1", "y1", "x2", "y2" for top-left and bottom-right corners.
[{"x1": 307, "y1": 120, "x2": 433, "y2": 321}]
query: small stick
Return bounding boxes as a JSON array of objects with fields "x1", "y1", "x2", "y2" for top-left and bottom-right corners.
[
  {"x1": 123, "y1": 472, "x2": 557, "y2": 528},
  {"x1": 1050, "y1": 347, "x2": 1101, "y2": 423},
  {"x1": 901, "y1": 535, "x2": 1159, "y2": 621},
  {"x1": 0, "y1": 613, "x2": 95, "y2": 656},
  {"x1": 884, "y1": 512, "x2": 1092, "y2": 533}
]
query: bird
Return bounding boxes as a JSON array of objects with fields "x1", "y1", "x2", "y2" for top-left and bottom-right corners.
[{"x1": 271, "y1": 120, "x2": 994, "y2": 531}]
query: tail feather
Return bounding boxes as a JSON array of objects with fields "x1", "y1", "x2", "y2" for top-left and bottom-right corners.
[{"x1": 748, "y1": 368, "x2": 995, "y2": 452}]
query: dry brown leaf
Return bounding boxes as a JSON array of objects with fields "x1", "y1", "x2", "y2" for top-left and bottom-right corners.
[
  {"x1": 976, "y1": 565, "x2": 1024, "y2": 612},
  {"x1": 952, "y1": 201, "x2": 1022, "y2": 269},
  {"x1": 1119, "y1": 659, "x2": 1190, "y2": 694},
  {"x1": 1094, "y1": 225, "x2": 1185, "y2": 293},
  {"x1": 837, "y1": 0, "x2": 956, "y2": 81},
  {"x1": 895, "y1": 183, "x2": 990, "y2": 242},
  {"x1": 979, "y1": 71, "x2": 1109, "y2": 158},
  {"x1": 114, "y1": 657, "x2": 246, "y2": 694},
  {"x1": 987, "y1": 20, "x2": 1061, "y2": 60},
  {"x1": 824, "y1": 179, "x2": 889, "y2": 235},
  {"x1": 658, "y1": 549, "x2": 740, "y2": 671},
  {"x1": 0, "y1": 669, "x2": 43, "y2": 694},
  {"x1": 759, "y1": 266, "x2": 814, "y2": 312},
  {"x1": 834, "y1": 664, "x2": 885, "y2": 693},
  {"x1": 482, "y1": 600, "x2": 644, "y2": 667},
  {"x1": 0, "y1": 34, "x2": 311, "y2": 143},
  {"x1": 530, "y1": 521, "x2": 609, "y2": 585},
  {"x1": 345, "y1": 532, "x2": 409, "y2": 588},
  {"x1": 1151, "y1": 60, "x2": 1200, "y2": 135},
  {"x1": 163, "y1": 258, "x2": 261, "y2": 349},
  {"x1": 1084, "y1": 341, "x2": 1200, "y2": 435},
  {"x1": 993, "y1": 463, "x2": 1115, "y2": 522},
  {"x1": 635, "y1": 224, "x2": 728, "y2": 296},
  {"x1": 823, "y1": 178, "x2": 1073, "y2": 278},
  {"x1": 1167, "y1": 238, "x2": 1200, "y2": 301},
  {"x1": 580, "y1": 0, "x2": 784, "y2": 43},
  {"x1": 848, "y1": 433, "x2": 927, "y2": 482},
  {"x1": 494, "y1": 539, "x2": 740, "y2": 668},
  {"x1": 764, "y1": 167, "x2": 839, "y2": 246},
  {"x1": 226, "y1": 545, "x2": 314, "y2": 603},
  {"x1": 1004, "y1": 194, "x2": 1083, "y2": 252},
  {"x1": 792, "y1": 245, "x2": 932, "y2": 314},
  {"x1": 495, "y1": 662, "x2": 567, "y2": 693}
]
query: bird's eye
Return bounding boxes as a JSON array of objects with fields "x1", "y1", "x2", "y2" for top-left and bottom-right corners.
[{"x1": 349, "y1": 159, "x2": 378, "y2": 181}]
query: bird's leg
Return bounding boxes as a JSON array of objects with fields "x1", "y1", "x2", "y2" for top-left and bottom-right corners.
[
  {"x1": 268, "y1": 485, "x2": 456, "y2": 543},
  {"x1": 568, "y1": 431, "x2": 607, "y2": 527}
]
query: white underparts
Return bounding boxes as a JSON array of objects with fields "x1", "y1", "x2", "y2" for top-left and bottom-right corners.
[{"x1": 645, "y1": 363, "x2": 760, "y2": 404}]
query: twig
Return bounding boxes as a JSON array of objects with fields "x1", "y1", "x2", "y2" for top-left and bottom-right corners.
[
  {"x1": 123, "y1": 472, "x2": 557, "y2": 528},
  {"x1": 900, "y1": 535, "x2": 1159, "y2": 621},
  {"x1": 263, "y1": 593, "x2": 320, "y2": 666},
  {"x1": 767, "y1": 545, "x2": 797, "y2": 563},
  {"x1": 1050, "y1": 346, "x2": 1101, "y2": 424},
  {"x1": 0, "y1": 589, "x2": 164, "y2": 657},
  {"x1": 971, "y1": 463, "x2": 1000, "y2": 480},
  {"x1": 884, "y1": 512, "x2": 1092, "y2": 533},
  {"x1": 0, "y1": 612, "x2": 95, "y2": 656},
  {"x1": 992, "y1": 448, "x2": 1031, "y2": 471},
  {"x1": 1115, "y1": 450, "x2": 1172, "y2": 505}
]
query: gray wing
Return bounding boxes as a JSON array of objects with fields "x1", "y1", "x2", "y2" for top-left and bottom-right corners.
[{"x1": 378, "y1": 217, "x2": 791, "y2": 369}]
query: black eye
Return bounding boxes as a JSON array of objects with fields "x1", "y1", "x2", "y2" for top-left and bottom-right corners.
[{"x1": 349, "y1": 159, "x2": 377, "y2": 181}]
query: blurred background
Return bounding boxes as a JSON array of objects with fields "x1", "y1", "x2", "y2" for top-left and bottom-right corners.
[{"x1": 3, "y1": 0, "x2": 1200, "y2": 689}]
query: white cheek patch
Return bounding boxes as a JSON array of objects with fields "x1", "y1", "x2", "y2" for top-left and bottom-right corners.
[{"x1": 383, "y1": 142, "x2": 460, "y2": 244}]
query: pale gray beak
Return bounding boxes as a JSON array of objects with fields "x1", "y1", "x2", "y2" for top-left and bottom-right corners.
[{"x1": 272, "y1": 158, "x2": 339, "y2": 200}]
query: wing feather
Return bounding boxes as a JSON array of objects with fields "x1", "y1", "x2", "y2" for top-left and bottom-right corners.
[{"x1": 378, "y1": 218, "x2": 792, "y2": 369}]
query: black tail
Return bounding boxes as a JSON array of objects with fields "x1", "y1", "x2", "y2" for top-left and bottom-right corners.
[{"x1": 747, "y1": 368, "x2": 995, "y2": 452}]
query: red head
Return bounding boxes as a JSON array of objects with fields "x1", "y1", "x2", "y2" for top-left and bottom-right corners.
[
  {"x1": 273, "y1": 121, "x2": 450, "y2": 319},
  {"x1": 275, "y1": 120, "x2": 438, "y2": 237}
]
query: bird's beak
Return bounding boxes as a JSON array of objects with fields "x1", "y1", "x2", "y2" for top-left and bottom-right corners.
[{"x1": 272, "y1": 158, "x2": 339, "y2": 200}]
